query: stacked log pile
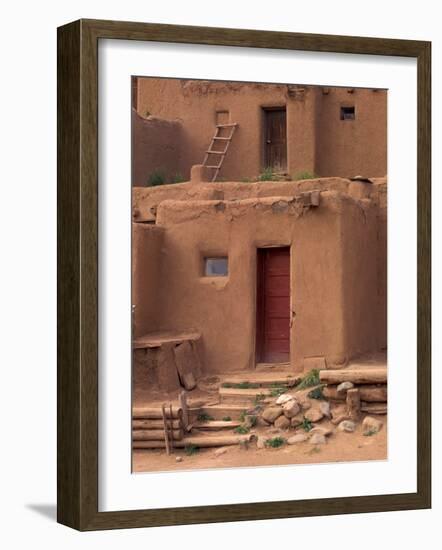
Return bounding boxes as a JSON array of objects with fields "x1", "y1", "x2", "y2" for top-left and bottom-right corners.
[{"x1": 320, "y1": 366, "x2": 387, "y2": 420}]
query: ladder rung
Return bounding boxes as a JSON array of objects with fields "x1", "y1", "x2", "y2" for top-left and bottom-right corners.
[
  {"x1": 216, "y1": 123, "x2": 238, "y2": 127},
  {"x1": 213, "y1": 137, "x2": 231, "y2": 141},
  {"x1": 206, "y1": 165, "x2": 222, "y2": 169},
  {"x1": 206, "y1": 150, "x2": 226, "y2": 154}
]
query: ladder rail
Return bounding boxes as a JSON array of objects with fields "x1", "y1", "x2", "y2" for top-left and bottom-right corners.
[{"x1": 202, "y1": 123, "x2": 238, "y2": 182}]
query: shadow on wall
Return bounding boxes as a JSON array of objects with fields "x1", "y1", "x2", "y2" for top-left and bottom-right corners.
[{"x1": 132, "y1": 109, "x2": 185, "y2": 187}]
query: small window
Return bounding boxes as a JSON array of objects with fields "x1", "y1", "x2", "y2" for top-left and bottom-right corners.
[
  {"x1": 340, "y1": 106, "x2": 355, "y2": 120},
  {"x1": 204, "y1": 257, "x2": 228, "y2": 277}
]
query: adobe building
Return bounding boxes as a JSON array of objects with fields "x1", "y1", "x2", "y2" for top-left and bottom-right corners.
[
  {"x1": 131, "y1": 79, "x2": 387, "y2": 393},
  {"x1": 132, "y1": 175, "x2": 387, "y2": 386},
  {"x1": 132, "y1": 78, "x2": 387, "y2": 186}
]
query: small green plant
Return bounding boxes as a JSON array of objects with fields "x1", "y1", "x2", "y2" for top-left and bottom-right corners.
[
  {"x1": 239, "y1": 410, "x2": 248, "y2": 422},
  {"x1": 221, "y1": 382, "x2": 233, "y2": 388},
  {"x1": 234, "y1": 425, "x2": 250, "y2": 434},
  {"x1": 247, "y1": 415, "x2": 258, "y2": 427},
  {"x1": 296, "y1": 369, "x2": 321, "y2": 390},
  {"x1": 222, "y1": 416, "x2": 232, "y2": 422},
  {"x1": 301, "y1": 416, "x2": 313, "y2": 432},
  {"x1": 239, "y1": 381, "x2": 259, "y2": 389},
  {"x1": 254, "y1": 393, "x2": 267, "y2": 404},
  {"x1": 147, "y1": 170, "x2": 166, "y2": 186},
  {"x1": 269, "y1": 386, "x2": 287, "y2": 397},
  {"x1": 265, "y1": 437, "x2": 286, "y2": 448},
  {"x1": 293, "y1": 170, "x2": 317, "y2": 180},
  {"x1": 184, "y1": 444, "x2": 200, "y2": 456},
  {"x1": 197, "y1": 413, "x2": 214, "y2": 422},
  {"x1": 308, "y1": 386, "x2": 325, "y2": 400},
  {"x1": 364, "y1": 429, "x2": 378, "y2": 437},
  {"x1": 258, "y1": 167, "x2": 277, "y2": 181},
  {"x1": 171, "y1": 172, "x2": 185, "y2": 184}
]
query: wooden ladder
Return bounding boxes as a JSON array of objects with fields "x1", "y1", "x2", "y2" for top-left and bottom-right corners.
[{"x1": 202, "y1": 123, "x2": 238, "y2": 182}]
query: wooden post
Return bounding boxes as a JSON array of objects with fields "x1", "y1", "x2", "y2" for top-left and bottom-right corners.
[
  {"x1": 169, "y1": 404, "x2": 174, "y2": 451},
  {"x1": 179, "y1": 391, "x2": 189, "y2": 431},
  {"x1": 161, "y1": 403, "x2": 170, "y2": 455},
  {"x1": 346, "y1": 388, "x2": 361, "y2": 421}
]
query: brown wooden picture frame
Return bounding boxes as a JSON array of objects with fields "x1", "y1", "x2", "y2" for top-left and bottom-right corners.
[{"x1": 57, "y1": 19, "x2": 431, "y2": 531}]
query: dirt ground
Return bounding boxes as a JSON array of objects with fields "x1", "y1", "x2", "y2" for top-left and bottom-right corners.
[{"x1": 132, "y1": 415, "x2": 387, "y2": 473}]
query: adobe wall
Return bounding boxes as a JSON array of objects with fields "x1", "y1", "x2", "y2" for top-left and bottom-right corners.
[
  {"x1": 134, "y1": 193, "x2": 382, "y2": 374},
  {"x1": 132, "y1": 109, "x2": 183, "y2": 186},
  {"x1": 135, "y1": 78, "x2": 387, "y2": 182},
  {"x1": 132, "y1": 223, "x2": 165, "y2": 338},
  {"x1": 315, "y1": 88, "x2": 387, "y2": 178}
]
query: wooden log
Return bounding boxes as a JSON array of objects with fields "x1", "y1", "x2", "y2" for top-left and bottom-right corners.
[
  {"x1": 361, "y1": 403, "x2": 388, "y2": 415},
  {"x1": 133, "y1": 419, "x2": 181, "y2": 430},
  {"x1": 179, "y1": 391, "x2": 189, "y2": 431},
  {"x1": 133, "y1": 434, "x2": 253, "y2": 449},
  {"x1": 133, "y1": 429, "x2": 184, "y2": 441},
  {"x1": 346, "y1": 388, "x2": 361, "y2": 421},
  {"x1": 174, "y1": 341, "x2": 198, "y2": 390},
  {"x1": 193, "y1": 420, "x2": 242, "y2": 430},
  {"x1": 323, "y1": 384, "x2": 387, "y2": 402},
  {"x1": 169, "y1": 404, "x2": 174, "y2": 451},
  {"x1": 319, "y1": 367, "x2": 387, "y2": 385},
  {"x1": 132, "y1": 406, "x2": 182, "y2": 419},
  {"x1": 161, "y1": 404, "x2": 170, "y2": 455}
]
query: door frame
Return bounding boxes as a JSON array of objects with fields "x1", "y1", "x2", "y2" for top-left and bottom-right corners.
[
  {"x1": 254, "y1": 245, "x2": 292, "y2": 365},
  {"x1": 261, "y1": 105, "x2": 287, "y2": 171}
]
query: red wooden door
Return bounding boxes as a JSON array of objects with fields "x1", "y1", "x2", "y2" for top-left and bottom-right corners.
[
  {"x1": 256, "y1": 247, "x2": 291, "y2": 363},
  {"x1": 264, "y1": 108, "x2": 287, "y2": 171}
]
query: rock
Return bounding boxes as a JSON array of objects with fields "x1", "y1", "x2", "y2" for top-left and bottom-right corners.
[
  {"x1": 213, "y1": 446, "x2": 229, "y2": 457},
  {"x1": 337, "y1": 381, "x2": 354, "y2": 392},
  {"x1": 300, "y1": 400, "x2": 311, "y2": 411},
  {"x1": 304, "y1": 407, "x2": 324, "y2": 423},
  {"x1": 175, "y1": 456, "x2": 183, "y2": 462},
  {"x1": 362, "y1": 416, "x2": 383, "y2": 435},
  {"x1": 257, "y1": 436, "x2": 266, "y2": 449},
  {"x1": 262, "y1": 406, "x2": 283, "y2": 423},
  {"x1": 290, "y1": 415, "x2": 304, "y2": 428},
  {"x1": 287, "y1": 433, "x2": 309, "y2": 444},
  {"x1": 276, "y1": 393, "x2": 294, "y2": 405},
  {"x1": 274, "y1": 415, "x2": 290, "y2": 429},
  {"x1": 256, "y1": 417, "x2": 270, "y2": 427},
  {"x1": 283, "y1": 399, "x2": 301, "y2": 418},
  {"x1": 310, "y1": 426, "x2": 333, "y2": 437},
  {"x1": 319, "y1": 401, "x2": 331, "y2": 418},
  {"x1": 309, "y1": 433, "x2": 327, "y2": 445},
  {"x1": 338, "y1": 420, "x2": 356, "y2": 432}
]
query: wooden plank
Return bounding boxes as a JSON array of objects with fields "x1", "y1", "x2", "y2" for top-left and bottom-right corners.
[
  {"x1": 319, "y1": 367, "x2": 387, "y2": 384},
  {"x1": 323, "y1": 384, "x2": 387, "y2": 402},
  {"x1": 133, "y1": 429, "x2": 184, "y2": 441},
  {"x1": 132, "y1": 419, "x2": 181, "y2": 430},
  {"x1": 133, "y1": 434, "x2": 252, "y2": 449},
  {"x1": 190, "y1": 404, "x2": 251, "y2": 420},
  {"x1": 174, "y1": 341, "x2": 198, "y2": 390},
  {"x1": 221, "y1": 372, "x2": 298, "y2": 387},
  {"x1": 193, "y1": 420, "x2": 242, "y2": 430},
  {"x1": 133, "y1": 406, "x2": 182, "y2": 419},
  {"x1": 361, "y1": 403, "x2": 388, "y2": 415}
]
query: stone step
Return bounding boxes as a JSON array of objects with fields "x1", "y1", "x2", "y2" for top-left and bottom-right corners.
[
  {"x1": 220, "y1": 371, "x2": 299, "y2": 388},
  {"x1": 189, "y1": 403, "x2": 253, "y2": 420},
  {"x1": 192, "y1": 420, "x2": 242, "y2": 430},
  {"x1": 218, "y1": 386, "x2": 273, "y2": 403}
]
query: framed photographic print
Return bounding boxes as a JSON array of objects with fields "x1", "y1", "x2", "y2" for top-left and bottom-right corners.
[{"x1": 57, "y1": 19, "x2": 431, "y2": 530}]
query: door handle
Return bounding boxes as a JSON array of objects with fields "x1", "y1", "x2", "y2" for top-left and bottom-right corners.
[
  {"x1": 266, "y1": 140, "x2": 271, "y2": 144},
  {"x1": 290, "y1": 310, "x2": 296, "y2": 328}
]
